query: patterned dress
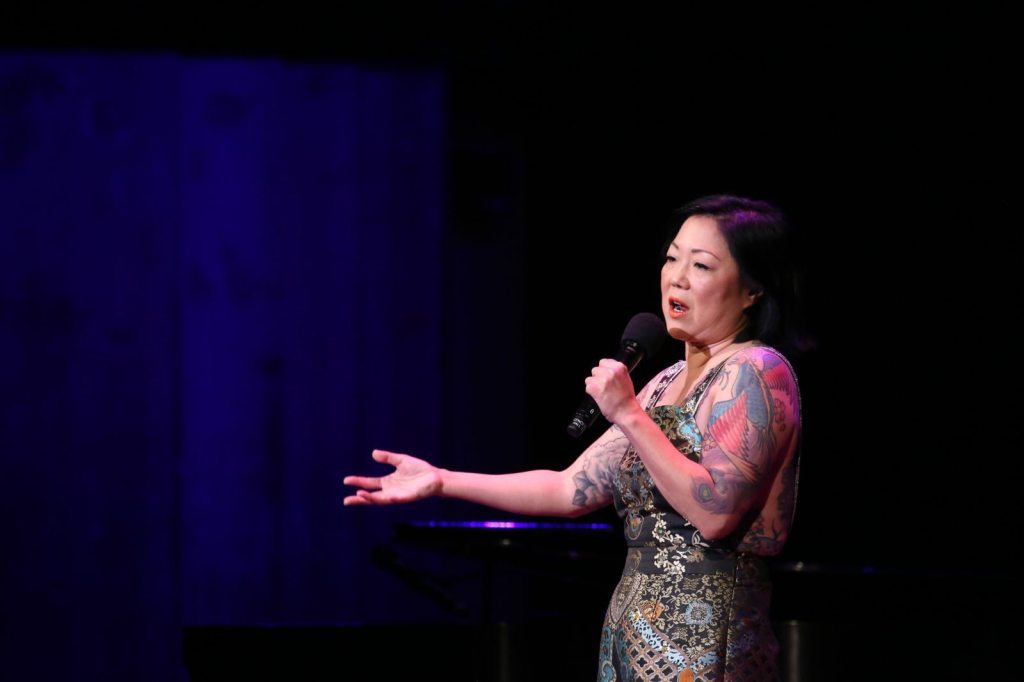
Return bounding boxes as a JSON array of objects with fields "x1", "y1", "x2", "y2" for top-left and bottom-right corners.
[{"x1": 597, "y1": 359, "x2": 781, "y2": 682}]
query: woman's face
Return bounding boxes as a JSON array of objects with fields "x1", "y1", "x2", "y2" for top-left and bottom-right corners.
[{"x1": 661, "y1": 215, "x2": 759, "y2": 346}]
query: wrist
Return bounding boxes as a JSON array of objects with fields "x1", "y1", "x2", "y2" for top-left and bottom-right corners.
[
  {"x1": 614, "y1": 400, "x2": 646, "y2": 429},
  {"x1": 614, "y1": 402, "x2": 655, "y2": 444},
  {"x1": 437, "y1": 468, "x2": 452, "y2": 498}
]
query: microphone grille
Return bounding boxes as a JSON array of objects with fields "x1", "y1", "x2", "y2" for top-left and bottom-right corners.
[{"x1": 621, "y1": 312, "x2": 667, "y2": 357}]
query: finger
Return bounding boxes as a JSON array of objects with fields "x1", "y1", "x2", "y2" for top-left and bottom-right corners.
[
  {"x1": 598, "y1": 358, "x2": 627, "y2": 373},
  {"x1": 343, "y1": 487, "x2": 386, "y2": 505},
  {"x1": 354, "y1": 489, "x2": 400, "y2": 505},
  {"x1": 342, "y1": 476, "x2": 381, "y2": 490},
  {"x1": 371, "y1": 449, "x2": 398, "y2": 464}
]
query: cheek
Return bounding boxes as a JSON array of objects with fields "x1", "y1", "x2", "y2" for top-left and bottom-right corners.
[
  {"x1": 695, "y1": 284, "x2": 735, "y2": 317},
  {"x1": 690, "y1": 280, "x2": 713, "y2": 302}
]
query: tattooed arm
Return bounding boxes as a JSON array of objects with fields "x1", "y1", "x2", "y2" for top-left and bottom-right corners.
[
  {"x1": 556, "y1": 369, "x2": 663, "y2": 516},
  {"x1": 431, "y1": 371, "x2": 661, "y2": 517},
  {"x1": 345, "y1": 425, "x2": 631, "y2": 517},
  {"x1": 600, "y1": 347, "x2": 800, "y2": 541},
  {"x1": 557, "y1": 425, "x2": 632, "y2": 516},
  {"x1": 345, "y1": 368, "x2": 664, "y2": 517}
]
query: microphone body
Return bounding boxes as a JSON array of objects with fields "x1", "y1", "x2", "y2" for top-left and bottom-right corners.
[
  {"x1": 566, "y1": 312, "x2": 666, "y2": 438},
  {"x1": 566, "y1": 340, "x2": 646, "y2": 438}
]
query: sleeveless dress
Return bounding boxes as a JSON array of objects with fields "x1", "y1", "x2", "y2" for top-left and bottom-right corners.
[{"x1": 596, "y1": 360, "x2": 779, "y2": 682}]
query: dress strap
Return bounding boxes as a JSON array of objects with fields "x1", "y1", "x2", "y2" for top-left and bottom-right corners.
[
  {"x1": 645, "y1": 360, "x2": 686, "y2": 409},
  {"x1": 681, "y1": 360, "x2": 729, "y2": 414}
]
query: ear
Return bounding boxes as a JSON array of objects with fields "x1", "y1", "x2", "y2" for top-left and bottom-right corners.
[{"x1": 742, "y1": 287, "x2": 763, "y2": 310}]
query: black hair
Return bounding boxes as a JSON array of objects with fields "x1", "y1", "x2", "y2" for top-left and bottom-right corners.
[{"x1": 664, "y1": 194, "x2": 815, "y2": 356}]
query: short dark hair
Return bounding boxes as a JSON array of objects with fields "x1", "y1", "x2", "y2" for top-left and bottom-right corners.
[{"x1": 665, "y1": 194, "x2": 815, "y2": 356}]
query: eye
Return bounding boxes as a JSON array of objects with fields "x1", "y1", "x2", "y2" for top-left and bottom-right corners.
[
  {"x1": 664, "y1": 255, "x2": 676, "y2": 263},
  {"x1": 694, "y1": 262, "x2": 710, "y2": 271}
]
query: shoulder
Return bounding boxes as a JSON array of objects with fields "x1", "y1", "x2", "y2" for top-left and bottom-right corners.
[
  {"x1": 721, "y1": 345, "x2": 799, "y2": 391},
  {"x1": 699, "y1": 346, "x2": 802, "y2": 460},
  {"x1": 708, "y1": 345, "x2": 801, "y2": 427}
]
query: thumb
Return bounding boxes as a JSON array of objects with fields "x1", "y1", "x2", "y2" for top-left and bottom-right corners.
[{"x1": 372, "y1": 449, "x2": 397, "y2": 465}]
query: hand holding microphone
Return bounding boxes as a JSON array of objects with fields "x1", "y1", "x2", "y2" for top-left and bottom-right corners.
[{"x1": 567, "y1": 312, "x2": 667, "y2": 438}]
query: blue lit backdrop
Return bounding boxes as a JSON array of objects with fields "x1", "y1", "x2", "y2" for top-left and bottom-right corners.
[{"x1": 0, "y1": 52, "x2": 534, "y2": 681}]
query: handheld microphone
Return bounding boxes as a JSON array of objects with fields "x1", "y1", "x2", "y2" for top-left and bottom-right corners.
[{"x1": 566, "y1": 312, "x2": 667, "y2": 438}]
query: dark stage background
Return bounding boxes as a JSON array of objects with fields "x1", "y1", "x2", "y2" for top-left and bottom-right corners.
[{"x1": 1, "y1": 6, "x2": 1016, "y2": 681}]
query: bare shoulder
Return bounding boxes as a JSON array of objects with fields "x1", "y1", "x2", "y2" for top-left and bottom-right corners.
[
  {"x1": 710, "y1": 347, "x2": 797, "y2": 400},
  {"x1": 700, "y1": 345, "x2": 801, "y2": 461},
  {"x1": 724, "y1": 346, "x2": 799, "y2": 394}
]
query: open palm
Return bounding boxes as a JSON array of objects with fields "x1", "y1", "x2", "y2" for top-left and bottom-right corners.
[{"x1": 343, "y1": 449, "x2": 442, "y2": 505}]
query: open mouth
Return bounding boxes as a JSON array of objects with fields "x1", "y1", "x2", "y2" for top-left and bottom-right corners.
[{"x1": 667, "y1": 298, "x2": 688, "y2": 318}]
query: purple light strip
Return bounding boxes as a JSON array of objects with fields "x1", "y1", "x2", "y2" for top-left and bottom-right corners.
[{"x1": 409, "y1": 520, "x2": 614, "y2": 530}]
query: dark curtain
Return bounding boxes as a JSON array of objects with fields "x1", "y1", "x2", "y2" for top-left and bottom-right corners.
[{"x1": 0, "y1": 52, "x2": 512, "y2": 682}]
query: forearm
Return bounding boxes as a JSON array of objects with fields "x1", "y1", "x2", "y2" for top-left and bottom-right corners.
[
  {"x1": 439, "y1": 468, "x2": 578, "y2": 518},
  {"x1": 616, "y1": 406, "x2": 742, "y2": 538}
]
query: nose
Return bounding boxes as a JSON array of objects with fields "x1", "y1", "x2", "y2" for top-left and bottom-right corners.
[{"x1": 666, "y1": 262, "x2": 688, "y2": 289}]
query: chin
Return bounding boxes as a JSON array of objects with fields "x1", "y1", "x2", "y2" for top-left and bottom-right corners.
[{"x1": 666, "y1": 325, "x2": 689, "y2": 342}]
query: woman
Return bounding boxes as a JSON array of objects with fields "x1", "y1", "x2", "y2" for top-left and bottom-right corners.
[{"x1": 344, "y1": 194, "x2": 807, "y2": 681}]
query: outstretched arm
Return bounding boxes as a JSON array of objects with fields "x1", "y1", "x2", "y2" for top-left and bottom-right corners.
[
  {"x1": 344, "y1": 448, "x2": 572, "y2": 515},
  {"x1": 440, "y1": 421, "x2": 631, "y2": 517},
  {"x1": 344, "y1": 367, "x2": 668, "y2": 516},
  {"x1": 342, "y1": 428, "x2": 628, "y2": 518}
]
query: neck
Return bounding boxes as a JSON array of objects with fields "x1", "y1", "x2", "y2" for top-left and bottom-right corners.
[
  {"x1": 671, "y1": 336, "x2": 752, "y2": 405},
  {"x1": 684, "y1": 336, "x2": 747, "y2": 372}
]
